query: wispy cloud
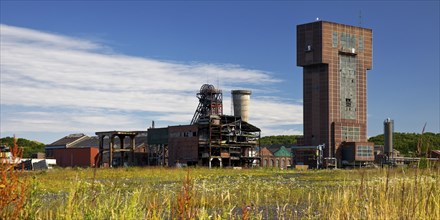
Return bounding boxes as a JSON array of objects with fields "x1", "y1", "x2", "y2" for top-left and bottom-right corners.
[{"x1": 0, "y1": 24, "x2": 302, "y2": 142}]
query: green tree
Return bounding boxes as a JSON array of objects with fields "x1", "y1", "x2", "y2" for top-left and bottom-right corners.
[
  {"x1": 0, "y1": 137, "x2": 45, "y2": 158},
  {"x1": 368, "y1": 132, "x2": 440, "y2": 156},
  {"x1": 259, "y1": 135, "x2": 301, "y2": 145}
]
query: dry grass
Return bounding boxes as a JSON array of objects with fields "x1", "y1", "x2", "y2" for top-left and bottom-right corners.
[
  {"x1": 174, "y1": 170, "x2": 198, "y2": 219},
  {"x1": 8, "y1": 166, "x2": 439, "y2": 219}
]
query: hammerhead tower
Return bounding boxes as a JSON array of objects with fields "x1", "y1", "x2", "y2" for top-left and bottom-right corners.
[{"x1": 297, "y1": 21, "x2": 373, "y2": 164}]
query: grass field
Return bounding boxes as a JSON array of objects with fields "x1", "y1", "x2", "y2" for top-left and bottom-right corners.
[{"x1": 4, "y1": 166, "x2": 440, "y2": 219}]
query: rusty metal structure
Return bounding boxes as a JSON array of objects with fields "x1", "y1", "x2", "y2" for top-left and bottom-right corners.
[
  {"x1": 197, "y1": 114, "x2": 260, "y2": 167},
  {"x1": 146, "y1": 84, "x2": 261, "y2": 167},
  {"x1": 191, "y1": 84, "x2": 223, "y2": 125},
  {"x1": 191, "y1": 84, "x2": 260, "y2": 167}
]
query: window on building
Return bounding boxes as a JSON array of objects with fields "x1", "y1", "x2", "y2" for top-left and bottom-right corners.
[
  {"x1": 350, "y1": 34, "x2": 356, "y2": 49},
  {"x1": 340, "y1": 32, "x2": 346, "y2": 48},
  {"x1": 340, "y1": 32, "x2": 356, "y2": 49},
  {"x1": 356, "y1": 146, "x2": 373, "y2": 157},
  {"x1": 342, "y1": 126, "x2": 360, "y2": 141},
  {"x1": 358, "y1": 36, "x2": 364, "y2": 51},
  {"x1": 263, "y1": 159, "x2": 267, "y2": 167},
  {"x1": 340, "y1": 55, "x2": 357, "y2": 119},
  {"x1": 332, "y1": 31, "x2": 338, "y2": 48},
  {"x1": 346, "y1": 98, "x2": 352, "y2": 107}
]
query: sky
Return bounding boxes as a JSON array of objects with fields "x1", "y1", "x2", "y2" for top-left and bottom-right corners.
[{"x1": 1, "y1": 1, "x2": 439, "y2": 144}]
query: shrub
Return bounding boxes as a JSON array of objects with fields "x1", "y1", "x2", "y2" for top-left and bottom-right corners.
[{"x1": 0, "y1": 136, "x2": 27, "y2": 219}]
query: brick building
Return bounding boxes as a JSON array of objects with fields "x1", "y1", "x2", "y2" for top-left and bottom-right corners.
[
  {"x1": 168, "y1": 125, "x2": 199, "y2": 166},
  {"x1": 45, "y1": 134, "x2": 99, "y2": 167},
  {"x1": 297, "y1": 21, "x2": 374, "y2": 166},
  {"x1": 47, "y1": 133, "x2": 148, "y2": 167},
  {"x1": 53, "y1": 147, "x2": 99, "y2": 167},
  {"x1": 260, "y1": 146, "x2": 292, "y2": 169}
]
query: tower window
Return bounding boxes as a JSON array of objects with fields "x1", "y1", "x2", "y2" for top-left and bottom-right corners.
[
  {"x1": 340, "y1": 32, "x2": 356, "y2": 49},
  {"x1": 340, "y1": 54, "x2": 357, "y2": 119},
  {"x1": 346, "y1": 98, "x2": 352, "y2": 107},
  {"x1": 332, "y1": 31, "x2": 338, "y2": 48},
  {"x1": 358, "y1": 36, "x2": 364, "y2": 51}
]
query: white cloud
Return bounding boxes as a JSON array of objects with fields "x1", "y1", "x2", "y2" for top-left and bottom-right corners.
[
  {"x1": 260, "y1": 128, "x2": 303, "y2": 137},
  {"x1": 0, "y1": 24, "x2": 103, "y2": 51},
  {"x1": 0, "y1": 24, "x2": 302, "y2": 141},
  {"x1": 2, "y1": 110, "x2": 145, "y2": 133}
]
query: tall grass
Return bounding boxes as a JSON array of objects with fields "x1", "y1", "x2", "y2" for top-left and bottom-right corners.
[
  {"x1": 310, "y1": 168, "x2": 440, "y2": 219},
  {"x1": 13, "y1": 167, "x2": 440, "y2": 219}
]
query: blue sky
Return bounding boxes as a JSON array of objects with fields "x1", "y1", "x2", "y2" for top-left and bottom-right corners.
[{"x1": 1, "y1": 1, "x2": 439, "y2": 144}]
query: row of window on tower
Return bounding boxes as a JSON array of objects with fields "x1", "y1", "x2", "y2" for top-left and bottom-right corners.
[
  {"x1": 332, "y1": 31, "x2": 364, "y2": 51},
  {"x1": 341, "y1": 126, "x2": 360, "y2": 141}
]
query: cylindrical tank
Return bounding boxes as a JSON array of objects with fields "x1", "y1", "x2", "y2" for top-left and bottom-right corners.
[
  {"x1": 231, "y1": 90, "x2": 252, "y2": 122},
  {"x1": 384, "y1": 118, "x2": 394, "y2": 156}
]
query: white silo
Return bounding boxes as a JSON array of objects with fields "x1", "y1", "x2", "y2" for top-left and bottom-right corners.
[{"x1": 231, "y1": 90, "x2": 252, "y2": 122}]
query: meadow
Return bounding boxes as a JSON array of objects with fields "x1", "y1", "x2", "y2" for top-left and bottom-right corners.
[{"x1": 3, "y1": 166, "x2": 440, "y2": 219}]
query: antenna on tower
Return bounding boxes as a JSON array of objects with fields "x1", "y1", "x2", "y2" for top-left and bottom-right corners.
[{"x1": 358, "y1": 10, "x2": 363, "y2": 27}]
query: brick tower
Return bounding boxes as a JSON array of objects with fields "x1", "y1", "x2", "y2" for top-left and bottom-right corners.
[{"x1": 297, "y1": 21, "x2": 373, "y2": 165}]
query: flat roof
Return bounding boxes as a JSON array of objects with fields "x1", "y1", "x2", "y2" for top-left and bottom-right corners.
[
  {"x1": 95, "y1": 131, "x2": 147, "y2": 136},
  {"x1": 297, "y1": 20, "x2": 372, "y2": 31}
]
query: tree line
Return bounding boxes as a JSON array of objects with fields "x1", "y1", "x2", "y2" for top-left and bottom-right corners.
[
  {"x1": 259, "y1": 133, "x2": 440, "y2": 157},
  {"x1": 1, "y1": 132, "x2": 439, "y2": 158},
  {"x1": 0, "y1": 137, "x2": 45, "y2": 158},
  {"x1": 259, "y1": 135, "x2": 300, "y2": 145},
  {"x1": 368, "y1": 132, "x2": 440, "y2": 156}
]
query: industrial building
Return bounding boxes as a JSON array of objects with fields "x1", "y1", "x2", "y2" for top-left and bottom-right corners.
[
  {"x1": 45, "y1": 133, "x2": 150, "y2": 167},
  {"x1": 43, "y1": 84, "x2": 261, "y2": 168},
  {"x1": 260, "y1": 145, "x2": 292, "y2": 169},
  {"x1": 147, "y1": 84, "x2": 261, "y2": 167},
  {"x1": 291, "y1": 145, "x2": 325, "y2": 169},
  {"x1": 53, "y1": 147, "x2": 98, "y2": 167},
  {"x1": 45, "y1": 133, "x2": 89, "y2": 159},
  {"x1": 296, "y1": 20, "x2": 374, "y2": 167}
]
